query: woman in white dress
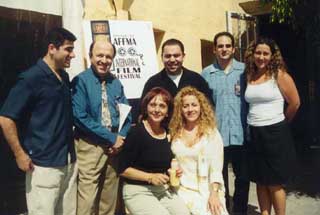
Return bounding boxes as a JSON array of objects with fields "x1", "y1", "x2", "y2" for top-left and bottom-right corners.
[{"x1": 169, "y1": 86, "x2": 228, "y2": 215}]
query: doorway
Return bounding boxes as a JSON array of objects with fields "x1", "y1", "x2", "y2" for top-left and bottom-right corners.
[{"x1": 0, "y1": 6, "x2": 61, "y2": 214}]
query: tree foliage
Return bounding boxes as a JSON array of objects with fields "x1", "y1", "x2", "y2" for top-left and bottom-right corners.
[{"x1": 260, "y1": 0, "x2": 300, "y2": 24}]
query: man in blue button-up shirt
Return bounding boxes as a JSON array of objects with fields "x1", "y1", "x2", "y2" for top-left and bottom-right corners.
[
  {"x1": 0, "y1": 28, "x2": 77, "y2": 215},
  {"x1": 202, "y1": 32, "x2": 249, "y2": 215},
  {"x1": 72, "y1": 40, "x2": 132, "y2": 215}
]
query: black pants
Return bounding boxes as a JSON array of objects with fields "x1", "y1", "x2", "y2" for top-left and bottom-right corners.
[{"x1": 223, "y1": 145, "x2": 250, "y2": 214}]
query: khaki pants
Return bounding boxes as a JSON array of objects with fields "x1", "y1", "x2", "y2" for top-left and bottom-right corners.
[
  {"x1": 123, "y1": 183, "x2": 190, "y2": 215},
  {"x1": 26, "y1": 162, "x2": 77, "y2": 215},
  {"x1": 76, "y1": 137, "x2": 119, "y2": 215}
]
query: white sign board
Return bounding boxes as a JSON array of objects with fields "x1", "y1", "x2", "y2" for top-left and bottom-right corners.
[{"x1": 83, "y1": 20, "x2": 158, "y2": 99}]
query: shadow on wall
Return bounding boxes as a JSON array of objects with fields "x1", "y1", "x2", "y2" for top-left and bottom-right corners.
[
  {"x1": 201, "y1": 39, "x2": 215, "y2": 69},
  {"x1": 153, "y1": 28, "x2": 165, "y2": 54}
]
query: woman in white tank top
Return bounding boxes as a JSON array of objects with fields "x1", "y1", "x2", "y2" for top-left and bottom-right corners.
[{"x1": 244, "y1": 38, "x2": 300, "y2": 215}]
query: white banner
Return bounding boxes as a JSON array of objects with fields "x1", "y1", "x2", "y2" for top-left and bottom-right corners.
[{"x1": 83, "y1": 20, "x2": 158, "y2": 99}]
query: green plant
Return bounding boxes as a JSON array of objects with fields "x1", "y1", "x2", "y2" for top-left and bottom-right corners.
[{"x1": 260, "y1": 0, "x2": 300, "y2": 24}]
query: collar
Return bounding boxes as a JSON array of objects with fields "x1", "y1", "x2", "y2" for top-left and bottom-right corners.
[
  {"x1": 209, "y1": 59, "x2": 243, "y2": 74},
  {"x1": 160, "y1": 67, "x2": 186, "y2": 78},
  {"x1": 37, "y1": 58, "x2": 66, "y2": 79},
  {"x1": 90, "y1": 65, "x2": 114, "y2": 84}
]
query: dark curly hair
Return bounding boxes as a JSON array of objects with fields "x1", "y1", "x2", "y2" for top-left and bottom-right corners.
[{"x1": 244, "y1": 37, "x2": 287, "y2": 82}]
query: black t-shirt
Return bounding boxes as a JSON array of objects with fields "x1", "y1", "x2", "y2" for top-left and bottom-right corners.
[
  {"x1": 141, "y1": 67, "x2": 213, "y2": 104},
  {"x1": 118, "y1": 123, "x2": 173, "y2": 184}
]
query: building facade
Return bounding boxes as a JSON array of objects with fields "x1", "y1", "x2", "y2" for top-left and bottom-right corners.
[{"x1": 83, "y1": 0, "x2": 249, "y2": 72}]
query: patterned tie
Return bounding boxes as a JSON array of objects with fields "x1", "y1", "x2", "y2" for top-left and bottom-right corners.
[{"x1": 101, "y1": 80, "x2": 112, "y2": 129}]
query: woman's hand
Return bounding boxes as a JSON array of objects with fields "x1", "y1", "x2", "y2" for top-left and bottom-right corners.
[
  {"x1": 148, "y1": 173, "x2": 169, "y2": 185},
  {"x1": 208, "y1": 191, "x2": 223, "y2": 215},
  {"x1": 167, "y1": 167, "x2": 183, "y2": 177},
  {"x1": 176, "y1": 167, "x2": 183, "y2": 177}
]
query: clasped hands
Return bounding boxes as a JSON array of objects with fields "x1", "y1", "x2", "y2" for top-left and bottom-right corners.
[{"x1": 107, "y1": 135, "x2": 124, "y2": 155}]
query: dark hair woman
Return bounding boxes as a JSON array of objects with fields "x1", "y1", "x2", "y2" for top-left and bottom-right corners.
[
  {"x1": 244, "y1": 37, "x2": 300, "y2": 215},
  {"x1": 118, "y1": 87, "x2": 190, "y2": 215}
]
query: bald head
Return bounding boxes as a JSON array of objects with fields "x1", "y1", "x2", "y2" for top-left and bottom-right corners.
[
  {"x1": 89, "y1": 40, "x2": 116, "y2": 59},
  {"x1": 90, "y1": 40, "x2": 116, "y2": 78}
]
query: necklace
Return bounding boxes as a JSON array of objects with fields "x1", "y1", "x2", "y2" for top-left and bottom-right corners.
[{"x1": 143, "y1": 120, "x2": 166, "y2": 139}]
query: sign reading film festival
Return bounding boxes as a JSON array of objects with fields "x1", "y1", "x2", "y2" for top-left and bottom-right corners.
[{"x1": 83, "y1": 20, "x2": 159, "y2": 99}]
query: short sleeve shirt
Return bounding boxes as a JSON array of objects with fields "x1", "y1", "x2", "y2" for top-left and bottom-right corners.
[
  {"x1": 201, "y1": 59, "x2": 247, "y2": 147},
  {"x1": 0, "y1": 59, "x2": 75, "y2": 167}
]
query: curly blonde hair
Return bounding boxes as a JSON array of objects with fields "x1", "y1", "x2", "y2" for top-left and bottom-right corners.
[
  {"x1": 244, "y1": 37, "x2": 288, "y2": 82},
  {"x1": 169, "y1": 86, "x2": 216, "y2": 141}
]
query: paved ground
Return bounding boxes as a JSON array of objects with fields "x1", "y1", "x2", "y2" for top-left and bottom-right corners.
[{"x1": 228, "y1": 149, "x2": 320, "y2": 215}]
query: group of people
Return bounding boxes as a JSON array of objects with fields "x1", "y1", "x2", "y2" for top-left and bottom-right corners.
[{"x1": 0, "y1": 27, "x2": 300, "y2": 215}]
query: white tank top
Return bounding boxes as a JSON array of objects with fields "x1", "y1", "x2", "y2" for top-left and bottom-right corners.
[{"x1": 245, "y1": 78, "x2": 285, "y2": 126}]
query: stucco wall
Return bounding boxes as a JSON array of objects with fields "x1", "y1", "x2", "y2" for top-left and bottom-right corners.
[{"x1": 84, "y1": 0, "x2": 248, "y2": 72}]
